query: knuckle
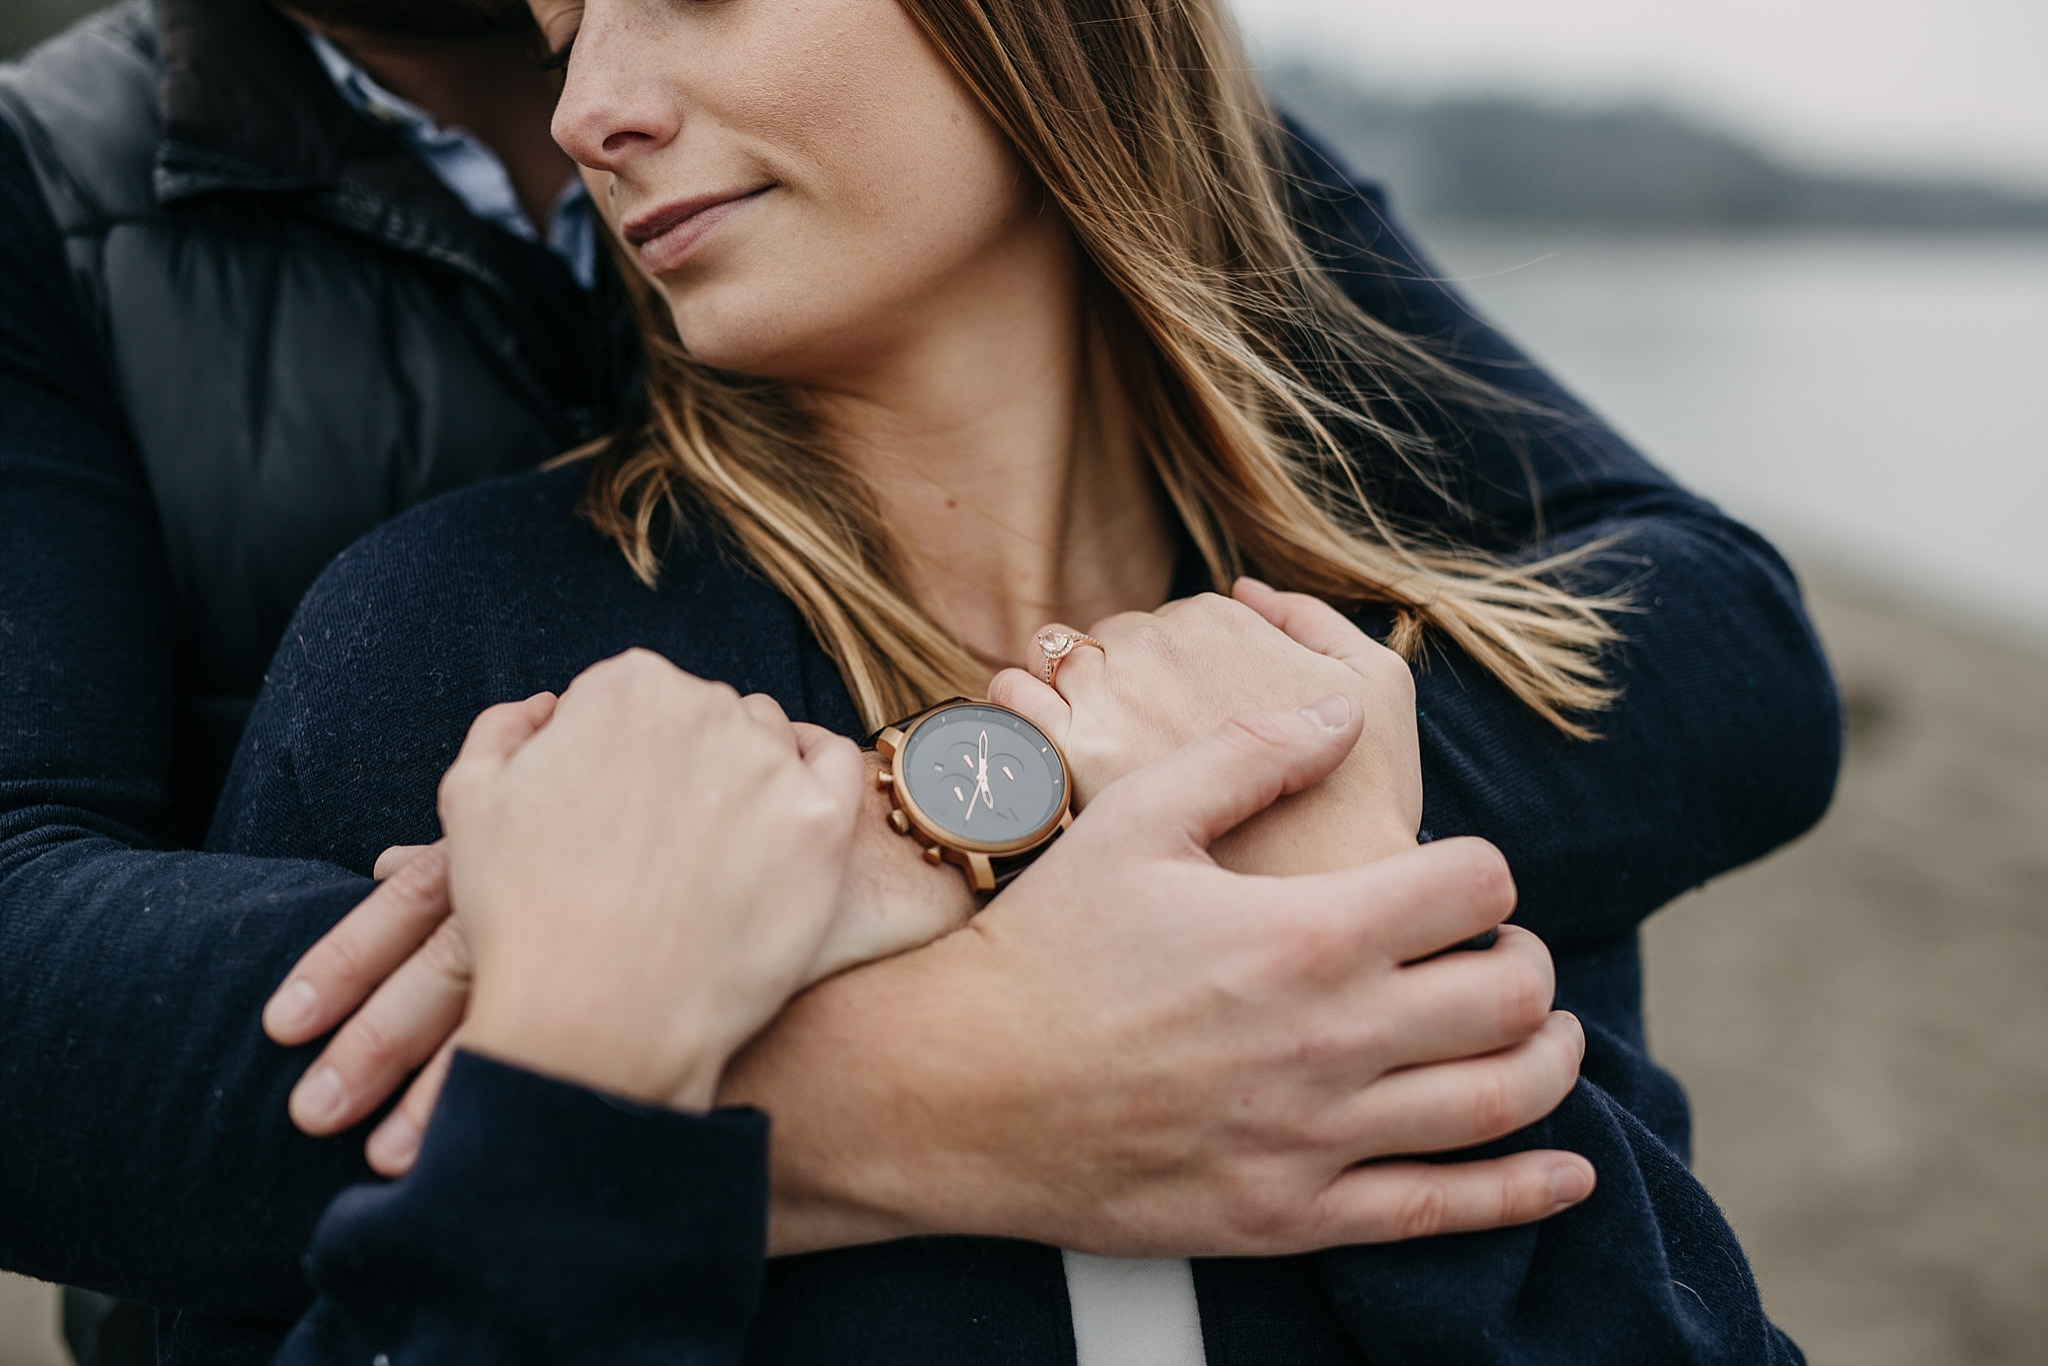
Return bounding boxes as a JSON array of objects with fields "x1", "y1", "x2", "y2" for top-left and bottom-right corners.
[
  {"x1": 388, "y1": 843, "x2": 448, "y2": 901},
  {"x1": 1392, "y1": 1179, "x2": 1450, "y2": 1240},
  {"x1": 1468, "y1": 1067, "x2": 1522, "y2": 1140},
  {"x1": 1219, "y1": 1183, "x2": 1297, "y2": 1253},
  {"x1": 419, "y1": 921, "x2": 473, "y2": 982},
  {"x1": 1371, "y1": 649, "x2": 1418, "y2": 699},
  {"x1": 1264, "y1": 910, "x2": 1354, "y2": 988},
  {"x1": 313, "y1": 930, "x2": 368, "y2": 988},
  {"x1": 1497, "y1": 959, "x2": 1555, "y2": 1037},
  {"x1": 345, "y1": 1014, "x2": 399, "y2": 1073},
  {"x1": 986, "y1": 668, "x2": 1031, "y2": 708},
  {"x1": 1439, "y1": 839, "x2": 1517, "y2": 922},
  {"x1": 1215, "y1": 709, "x2": 1297, "y2": 759}
]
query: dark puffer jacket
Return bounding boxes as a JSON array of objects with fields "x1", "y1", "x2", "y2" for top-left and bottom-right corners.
[{"x1": 0, "y1": 0, "x2": 634, "y2": 833}]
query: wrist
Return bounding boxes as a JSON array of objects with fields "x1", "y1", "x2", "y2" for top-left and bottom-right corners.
[
  {"x1": 719, "y1": 927, "x2": 1026, "y2": 1251},
  {"x1": 466, "y1": 976, "x2": 732, "y2": 1115}
]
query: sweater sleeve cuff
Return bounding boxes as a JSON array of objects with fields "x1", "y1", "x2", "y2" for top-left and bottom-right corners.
[{"x1": 292, "y1": 1049, "x2": 769, "y2": 1365}]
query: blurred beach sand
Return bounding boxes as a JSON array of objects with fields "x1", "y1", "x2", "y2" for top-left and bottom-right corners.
[
  {"x1": 2, "y1": 567, "x2": 2043, "y2": 1366},
  {"x1": 1643, "y1": 565, "x2": 2048, "y2": 1365}
]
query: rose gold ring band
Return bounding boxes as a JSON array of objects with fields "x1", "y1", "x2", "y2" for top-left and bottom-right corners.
[{"x1": 1035, "y1": 626, "x2": 1105, "y2": 690}]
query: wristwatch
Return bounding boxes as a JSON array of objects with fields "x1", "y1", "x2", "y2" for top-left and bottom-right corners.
[{"x1": 873, "y1": 699, "x2": 1073, "y2": 894}]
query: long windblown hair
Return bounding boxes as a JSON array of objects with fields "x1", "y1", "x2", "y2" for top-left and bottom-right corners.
[{"x1": 574, "y1": 0, "x2": 1624, "y2": 737}]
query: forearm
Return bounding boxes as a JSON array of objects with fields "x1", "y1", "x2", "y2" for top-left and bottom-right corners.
[
  {"x1": 281, "y1": 1052, "x2": 768, "y2": 1366},
  {"x1": 0, "y1": 830, "x2": 379, "y2": 1312},
  {"x1": 0, "y1": 315, "x2": 377, "y2": 1310},
  {"x1": 1410, "y1": 506, "x2": 1840, "y2": 950},
  {"x1": 720, "y1": 920, "x2": 997, "y2": 1256}
]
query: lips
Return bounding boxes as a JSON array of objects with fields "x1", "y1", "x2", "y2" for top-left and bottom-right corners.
[{"x1": 621, "y1": 185, "x2": 774, "y2": 274}]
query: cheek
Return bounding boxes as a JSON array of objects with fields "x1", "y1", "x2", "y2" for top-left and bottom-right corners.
[
  {"x1": 656, "y1": 5, "x2": 1035, "y2": 374},
  {"x1": 672, "y1": 115, "x2": 1031, "y2": 374}
]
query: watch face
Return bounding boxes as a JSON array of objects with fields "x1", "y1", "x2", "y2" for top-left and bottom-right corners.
[{"x1": 899, "y1": 703, "x2": 1067, "y2": 850}]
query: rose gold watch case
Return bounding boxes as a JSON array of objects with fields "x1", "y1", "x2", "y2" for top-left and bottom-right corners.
[{"x1": 875, "y1": 700, "x2": 1074, "y2": 894}]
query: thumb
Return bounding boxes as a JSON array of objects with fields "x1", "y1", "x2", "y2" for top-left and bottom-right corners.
[{"x1": 1090, "y1": 695, "x2": 1362, "y2": 854}]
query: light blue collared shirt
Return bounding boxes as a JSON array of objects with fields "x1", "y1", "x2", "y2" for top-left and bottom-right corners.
[{"x1": 305, "y1": 30, "x2": 598, "y2": 290}]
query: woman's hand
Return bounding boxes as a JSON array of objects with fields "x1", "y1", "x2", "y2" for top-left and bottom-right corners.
[
  {"x1": 264, "y1": 675, "x2": 971, "y2": 1170},
  {"x1": 990, "y1": 578, "x2": 1423, "y2": 873},
  {"x1": 439, "y1": 649, "x2": 865, "y2": 1112}
]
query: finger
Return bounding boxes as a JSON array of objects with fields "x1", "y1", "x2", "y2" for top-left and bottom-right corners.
[
  {"x1": 741, "y1": 692, "x2": 799, "y2": 751},
  {"x1": 1367, "y1": 925, "x2": 1556, "y2": 1066},
  {"x1": 264, "y1": 843, "x2": 451, "y2": 1047},
  {"x1": 1031, "y1": 621, "x2": 1106, "y2": 700},
  {"x1": 372, "y1": 843, "x2": 435, "y2": 880},
  {"x1": 440, "y1": 691, "x2": 561, "y2": 802},
  {"x1": 1312, "y1": 837, "x2": 1519, "y2": 967},
  {"x1": 285, "y1": 917, "x2": 472, "y2": 1136},
  {"x1": 1233, "y1": 577, "x2": 1391, "y2": 675},
  {"x1": 987, "y1": 667, "x2": 1071, "y2": 746},
  {"x1": 1342, "y1": 1011, "x2": 1585, "y2": 1158},
  {"x1": 365, "y1": 1037, "x2": 457, "y2": 1178},
  {"x1": 1309, "y1": 1148, "x2": 1596, "y2": 1247},
  {"x1": 1307, "y1": 925, "x2": 1555, "y2": 1078},
  {"x1": 1090, "y1": 697, "x2": 1363, "y2": 853}
]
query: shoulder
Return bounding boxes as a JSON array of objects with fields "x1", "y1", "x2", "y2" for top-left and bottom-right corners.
[
  {"x1": 220, "y1": 464, "x2": 631, "y2": 867},
  {"x1": 218, "y1": 463, "x2": 796, "y2": 870},
  {"x1": 271, "y1": 462, "x2": 645, "y2": 722},
  {"x1": 0, "y1": 0, "x2": 161, "y2": 231}
]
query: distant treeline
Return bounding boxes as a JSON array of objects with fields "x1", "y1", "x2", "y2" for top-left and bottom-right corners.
[{"x1": 1270, "y1": 62, "x2": 2048, "y2": 232}]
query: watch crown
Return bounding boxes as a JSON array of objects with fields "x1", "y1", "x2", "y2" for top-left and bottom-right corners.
[
  {"x1": 921, "y1": 845, "x2": 943, "y2": 867},
  {"x1": 888, "y1": 810, "x2": 911, "y2": 835}
]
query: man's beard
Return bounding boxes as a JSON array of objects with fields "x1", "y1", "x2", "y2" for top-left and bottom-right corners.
[{"x1": 279, "y1": 0, "x2": 534, "y2": 37}]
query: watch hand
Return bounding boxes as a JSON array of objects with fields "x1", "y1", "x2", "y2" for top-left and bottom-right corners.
[{"x1": 967, "y1": 730, "x2": 995, "y2": 821}]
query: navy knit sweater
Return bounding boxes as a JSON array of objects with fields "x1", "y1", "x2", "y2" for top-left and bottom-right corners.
[{"x1": 2, "y1": 101, "x2": 1839, "y2": 1362}]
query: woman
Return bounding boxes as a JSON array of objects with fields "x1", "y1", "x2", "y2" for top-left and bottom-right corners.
[{"x1": 215, "y1": 0, "x2": 1838, "y2": 1360}]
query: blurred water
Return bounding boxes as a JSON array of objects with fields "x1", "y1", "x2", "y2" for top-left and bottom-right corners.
[{"x1": 1422, "y1": 229, "x2": 2048, "y2": 638}]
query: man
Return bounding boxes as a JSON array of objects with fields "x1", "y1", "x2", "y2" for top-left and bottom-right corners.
[{"x1": 0, "y1": 2, "x2": 1600, "y2": 1362}]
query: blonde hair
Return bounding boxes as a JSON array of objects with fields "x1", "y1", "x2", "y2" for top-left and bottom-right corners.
[{"x1": 573, "y1": 0, "x2": 1623, "y2": 739}]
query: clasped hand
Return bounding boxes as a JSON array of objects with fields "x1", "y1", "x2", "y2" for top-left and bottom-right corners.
[{"x1": 263, "y1": 593, "x2": 1593, "y2": 1251}]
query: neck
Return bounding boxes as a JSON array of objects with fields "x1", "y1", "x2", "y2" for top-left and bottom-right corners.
[
  {"x1": 805, "y1": 224, "x2": 1177, "y2": 674},
  {"x1": 282, "y1": 12, "x2": 573, "y2": 231}
]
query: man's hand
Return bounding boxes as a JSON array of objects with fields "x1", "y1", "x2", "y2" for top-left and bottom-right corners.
[
  {"x1": 992, "y1": 579, "x2": 1423, "y2": 873},
  {"x1": 727, "y1": 694, "x2": 1593, "y2": 1255}
]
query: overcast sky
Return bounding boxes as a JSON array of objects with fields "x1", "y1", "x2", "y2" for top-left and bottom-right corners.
[{"x1": 1230, "y1": 0, "x2": 2048, "y2": 192}]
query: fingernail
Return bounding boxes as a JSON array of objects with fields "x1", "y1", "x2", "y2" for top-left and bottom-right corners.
[
  {"x1": 293, "y1": 1066, "x2": 347, "y2": 1128},
  {"x1": 1551, "y1": 1163, "x2": 1592, "y2": 1205},
  {"x1": 265, "y1": 979, "x2": 318, "y2": 1036},
  {"x1": 1236, "y1": 575, "x2": 1274, "y2": 593},
  {"x1": 1300, "y1": 694, "x2": 1352, "y2": 730},
  {"x1": 369, "y1": 1112, "x2": 421, "y2": 1172}
]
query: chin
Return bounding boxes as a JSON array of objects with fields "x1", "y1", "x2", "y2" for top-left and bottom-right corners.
[{"x1": 664, "y1": 282, "x2": 885, "y2": 383}]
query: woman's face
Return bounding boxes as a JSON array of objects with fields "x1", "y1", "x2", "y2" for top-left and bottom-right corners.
[{"x1": 533, "y1": 0, "x2": 1059, "y2": 382}]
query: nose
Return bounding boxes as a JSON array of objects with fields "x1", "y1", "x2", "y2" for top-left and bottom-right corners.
[{"x1": 549, "y1": 7, "x2": 683, "y2": 173}]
